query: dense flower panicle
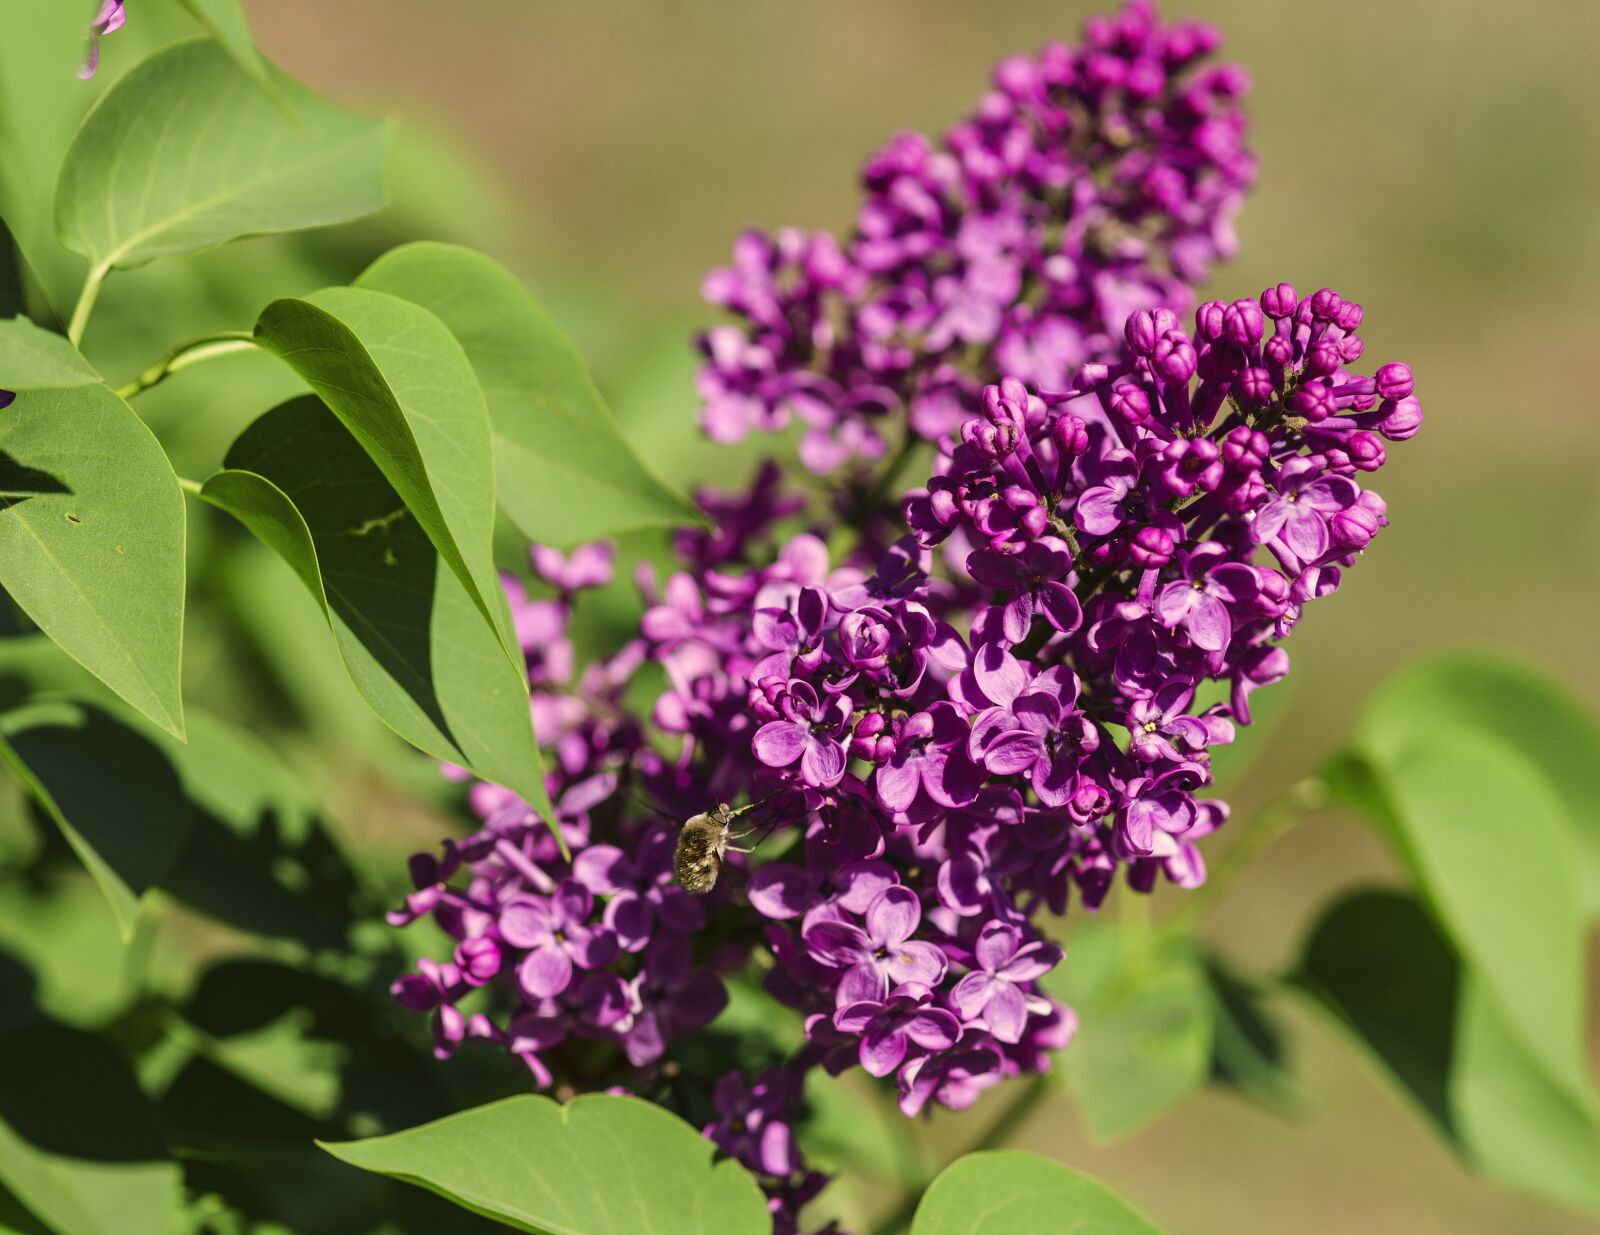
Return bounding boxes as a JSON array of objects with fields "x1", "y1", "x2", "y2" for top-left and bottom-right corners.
[
  {"x1": 696, "y1": 0, "x2": 1255, "y2": 473},
  {"x1": 389, "y1": 7, "x2": 1422, "y2": 1233}
]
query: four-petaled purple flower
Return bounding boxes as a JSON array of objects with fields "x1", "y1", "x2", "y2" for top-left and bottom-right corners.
[
  {"x1": 499, "y1": 879, "x2": 619, "y2": 1000},
  {"x1": 752, "y1": 678, "x2": 851, "y2": 788},
  {"x1": 950, "y1": 922, "x2": 1062, "y2": 1043},
  {"x1": 834, "y1": 986, "x2": 962, "y2": 1077},
  {"x1": 803, "y1": 885, "x2": 947, "y2": 1006}
]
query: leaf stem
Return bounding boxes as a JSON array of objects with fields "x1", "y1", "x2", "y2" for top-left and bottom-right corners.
[
  {"x1": 869, "y1": 1074, "x2": 1054, "y2": 1235},
  {"x1": 115, "y1": 333, "x2": 259, "y2": 400},
  {"x1": 67, "y1": 260, "x2": 112, "y2": 347},
  {"x1": 176, "y1": 476, "x2": 205, "y2": 496},
  {"x1": 1164, "y1": 775, "x2": 1329, "y2": 936}
]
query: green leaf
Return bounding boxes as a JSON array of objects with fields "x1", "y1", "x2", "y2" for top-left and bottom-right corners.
[
  {"x1": 54, "y1": 39, "x2": 388, "y2": 271},
  {"x1": 201, "y1": 397, "x2": 553, "y2": 828},
  {"x1": 1062, "y1": 948, "x2": 1212, "y2": 1142},
  {"x1": 173, "y1": 0, "x2": 291, "y2": 114},
  {"x1": 0, "y1": 1022, "x2": 182, "y2": 1235},
  {"x1": 253, "y1": 287, "x2": 519, "y2": 662},
  {"x1": 1202, "y1": 953, "x2": 1297, "y2": 1115},
  {"x1": 354, "y1": 242, "x2": 704, "y2": 545},
  {"x1": 1328, "y1": 731, "x2": 1589, "y2": 1109},
  {"x1": 911, "y1": 1151, "x2": 1161, "y2": 1235},
  {"x1": 0, "y1": 322, "x2": 186, "y2": 737},
  {"x1": 1294, "y1": 890, "x2": 1600, "y2": 1213},
  {"x1": 151, "y1": 707, "x2": 366, "y2": 948},
  {"x1": 0, "y1": 218, "x2": 63, "y2": 331},
  {"x1": 319, "y1": 1094, "x2": 771, "y2": 1235},
  {"x1": 1358, "y1": 650, "x2": 1600, "y2": 917},
  {"x1": 0, "y1": 0, "x2": 97, "y2": 310},
  {"x1": 0, "y1": 700, "x2": 194, "y2": 939}
]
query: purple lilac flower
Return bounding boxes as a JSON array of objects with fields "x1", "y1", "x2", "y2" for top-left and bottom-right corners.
[
  {"x1": 79, "y1": 1, "x2": 125, "y2": 80},
  {"x1": 694, "y1": 0, "x2": 1256, "y2": 473},
  {"x1": 388, "y1": 8, "x2": 1423, "y2": 1228}
]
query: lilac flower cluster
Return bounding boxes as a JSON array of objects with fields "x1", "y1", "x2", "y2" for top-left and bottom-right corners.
[
  {"x1": 696, "y1": 0, "x2": 1255, "y2": 473},
  {"x1": 388, "y1": 6, "x2": 1423, "y2": 1232},
  {"x1": 388, "y1": 547, "x2": 729, "y2": 1083}
]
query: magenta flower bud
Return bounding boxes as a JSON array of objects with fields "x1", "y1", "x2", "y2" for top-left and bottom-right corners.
[
  {"x1": 998, "y1": 376, "x2": 1030, "y2": 409},
  {"x1": 1331, "y1": 505, "x2": 1379, "y2": 551},
  {"x1": 1129, "y1": 525, "x2": 1175, "y2": 568},
  {"x1": 1290, "y1": 383, "x2": 1336, "y2": 422},
  {"x1": 1124, "y1": 307, "x2": 1176, "y2": 355},
  {"x1": 1124, "y1": 57, "x2": 1165, "y2": 101},
  {"x1": 1108, "y1": 381, "x2": 1152, "y2": 426},
  {"x1": 1254, "y1": 567, "x2": 1291, "y2": 616},
  {"x1": 1374, "y1": 362, "x2": 1413, "y2": 401},
  {"x1": 1050, "y1": 413, "x2": 1089, "y2": 459},
  {"x1": 1377, "y1": 395, "x2": 1424, "y2": 441},
  {"x1": 1263, "y1": 333, "x2": 1294, "y2": 369},
  {"x1": 1221, "y1": 425, "x2": 1269, "y2": 471},
  {"x1": 1152, "y1": 331, "x2": 1197, "y2": 384},
  {"x1": 1222, "y1": 298, "x2": 1264, "y2": 346},
  {"x1": 961, "y1": 416, "x2": 1020, "y2": 459},
  {"x1": 1335, "y1": 301, "x2": 1364, "y2": 332},
  {"x1": 1304, "y1": 340, "x2": 1342, "y2": 378},
  {"x1": 457, "y1": 936, "x2": 503, "y2": 986},
  {"x1": 1234, "y1": 366, "x2": 1274, "y2": 407},
  {"x1": 1194, "y1": 299, "x2": 1227, "y2": 343},
  {"x1": 1067, "y1": 781, "x2": 1111, "y2": 824},
  {"x1": 1309, "y1": 288, "x2": 1344, "y2": 321},
  {"x1": 1260, "y1": 282, "x2": 1298, "y2": 318},
  {"x1": 1345, "y1": 431, "x2": 1386, "y2": 471},
  {"x1": 1337, "y1": 334, "x2": 1366, "y2": 364}
]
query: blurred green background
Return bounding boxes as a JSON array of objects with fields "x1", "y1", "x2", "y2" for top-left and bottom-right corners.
[{"x1": 71, "y1": 2, "x2": 1600, "y2": 1231}]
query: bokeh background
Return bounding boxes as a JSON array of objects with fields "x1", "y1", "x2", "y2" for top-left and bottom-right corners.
[{"x1": 67, "y1": 2, "x2": 1600, "y2": 1232}]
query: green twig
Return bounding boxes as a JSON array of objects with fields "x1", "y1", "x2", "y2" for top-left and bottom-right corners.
[
  {"x1": 67, "y1": 260, "x2": 112, "y2": 347},
  {"x1": 115, "y1": 333, "x2": 259, "y2": 400}
]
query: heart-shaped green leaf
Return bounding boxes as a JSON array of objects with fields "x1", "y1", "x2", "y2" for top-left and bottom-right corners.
[
  {"x1": 254, "y1": 287, "x2": 519, "y2": 663},
  {"x1": 354, "y1": 242, "x2": 704, "y2": 545},
  {"x1": 1295, "y1": 890, "x2": 1600, "y2": 1213},
  {"x1": 320, "y1": 1094, "x2": 770, "y2": 1235},
  {"x1": 911, "y1": 1151, "x2": 1161, "y2": 1234},
  {"x1": 1358, "y1": 650, "x2": 1600, "y2": 917},
  {"x1": 201, "y1": 397, "x2": 553, "y2": 834},
  {"x1": 0, "y1": 320, "x2": 185, "y2": 738},
  {"x1": 55, "y1": 38, "x2": 388, "y2": 272}
]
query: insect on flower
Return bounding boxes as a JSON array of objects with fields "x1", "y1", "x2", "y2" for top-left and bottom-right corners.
[{"x1": 673, "y1": 794, "x2": 791, "y2": 894}]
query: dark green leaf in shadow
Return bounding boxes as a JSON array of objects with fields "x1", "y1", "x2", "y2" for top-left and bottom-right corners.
[
  {"x1": 911, "y1": 1150, "x2": 1162, "y2": 1235},
  {"x1": 253, "y1": 288, "x2": 519, "y2": 664},
  {"x1": 0, "y1": 217, "x2": 61, "y2": 331},
  {"x1": 55, "y1": 39, "x2": 388, "y2": 272},
  {"x1": 1327, "y1": 731, "x2": 1589, "y2": 1109},
  {"x1": 0, "y1": 1022, "x2": 180, "y2": 1235},
  {"x1": 201, "y1": 397, "x2": 552, "y2": 825},
  {"x1": 153, "y1": 709, "x2": 365, "y2": 948},
  {"x1": 1202, "y1": 953, "x2": 1298, "y2": 1115},
  {"x1": 1293, "y1": 890, "x2": 1600, "y2": 1213},
  {"x1": 354, "y1": 242, "x2": 705, "y2": 544},
  {"x1": 0, "y1": 700, "x2": 194, "y2": 938},
  {"x1": 320, "y1": 1094, "x2": 771, "y2": 1235}
]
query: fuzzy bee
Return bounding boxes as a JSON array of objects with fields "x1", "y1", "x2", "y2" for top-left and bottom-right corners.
[{"x1": 672, "y1": 796, "x2": 788, "y2": 895}]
